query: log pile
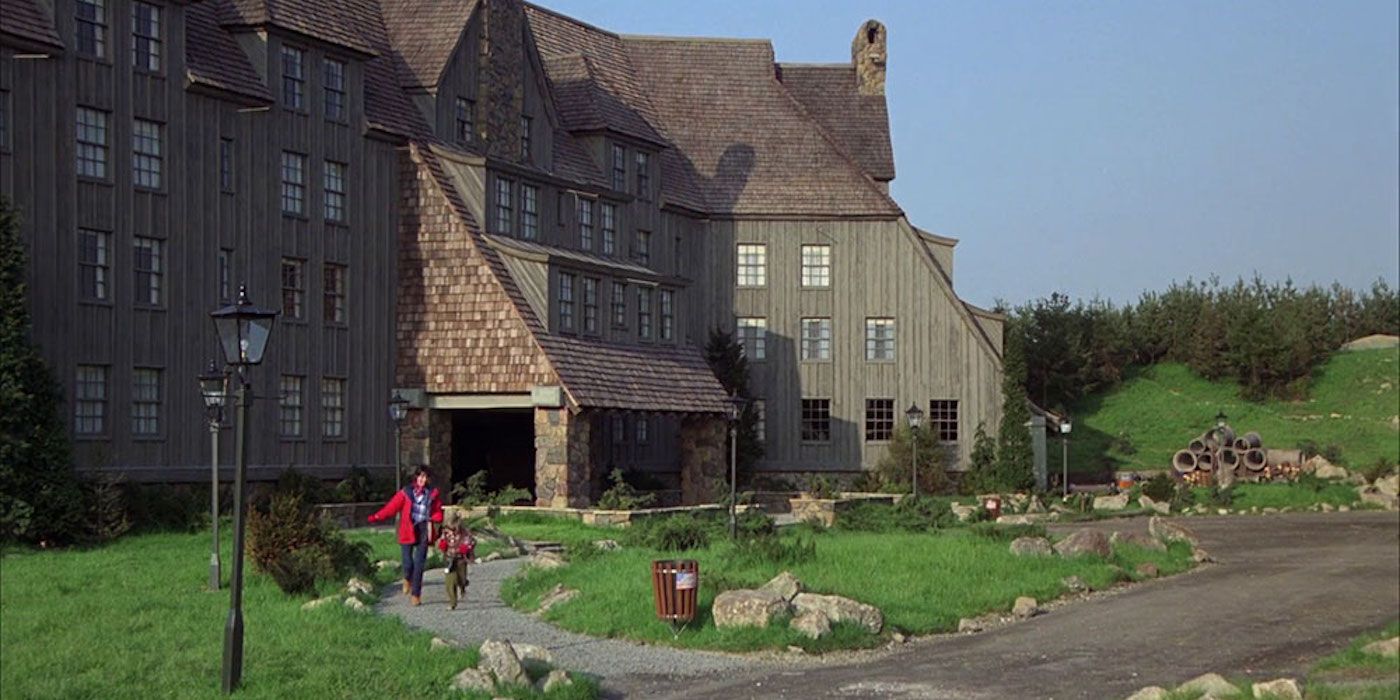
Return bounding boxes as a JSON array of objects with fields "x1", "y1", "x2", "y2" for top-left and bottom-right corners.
[{"x1": 1172, "y1": 429, "x2": 1298, "y2": 485}]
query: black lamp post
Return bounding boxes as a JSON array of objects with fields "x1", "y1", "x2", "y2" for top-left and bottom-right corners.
[
  {"x1": 905, "y1": 403, "x2": 924, "y2": 498},
  {"x1": 388, "y1": 392, "x2": 409, "y2": 495},
  {"x1": 726, "y1": 394, "x2": 748, "y2": 539},
  {"x1": 210, "y1": 285, "x2": 277, "y2": 694},
  {"x1": 198, "y1": 361, "x2": 229, "y2": 591},
  {"x1": 1060, "y1": 416, "x2": 1073, "y2": 498}
]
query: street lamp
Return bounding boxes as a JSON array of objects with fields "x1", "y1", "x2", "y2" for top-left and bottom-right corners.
[
  {"x1": 905, "y1": 404, "x2": 924, "y2": 498},
  {"x1": 388, "y1": 392, "x2": 409, "y2": 494},
  {"x1": 726, "y1": 393, "x2": 748, "y2": 539},
  {"x1": 1060, "y1": 416, "x2": 1073, "y2": 498},
  {"x1": 198, "y1": 361, "x2": 229, "y2": 591},
  {"x1": 210, "y1": 285, "x2": 277, "y2": 694}
]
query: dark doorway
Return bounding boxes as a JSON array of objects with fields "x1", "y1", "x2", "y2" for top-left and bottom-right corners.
[{"x1": 449, "y1": 409, "x2": 535, "y2": 499}]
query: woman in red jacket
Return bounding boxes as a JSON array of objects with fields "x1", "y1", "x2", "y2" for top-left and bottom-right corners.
[{"x1": 367, "y1": 467, "x2": 443, "y2": 605}]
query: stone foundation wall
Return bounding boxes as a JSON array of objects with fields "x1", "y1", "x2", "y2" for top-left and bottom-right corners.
[
  {"x1": 680, "y1": 416, "x2": 727, "y2": 505},
  {"x1": 534, "y1": 406, "x2": 592, "y2": 507}
]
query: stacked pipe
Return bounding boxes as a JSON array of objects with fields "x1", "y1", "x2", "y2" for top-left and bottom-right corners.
[{"x1": 1172, "y1": 429, "x2": 1273, "y2": 484}]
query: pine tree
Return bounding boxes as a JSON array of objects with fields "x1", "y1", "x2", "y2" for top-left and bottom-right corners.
[
  {"x1": 0, "y1": 197, "x2": 85, "y2": 544},
  {"x1": 704, "y1": 328, "x2": 764, "y2": 480},
  {"x1": 995, "y1": 320, "x2": 1034, "y2": 491},
  {"x1": 961, "y1": 422, "x2": 998, "y2": 494}
]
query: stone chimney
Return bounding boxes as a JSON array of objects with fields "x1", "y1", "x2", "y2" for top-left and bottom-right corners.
[
  {"x1": 851, "y1": 19, "x2": 887, "y2": 96},
  {"x1": 477, "y1": 0, "x2": 525, "y2": 160}
]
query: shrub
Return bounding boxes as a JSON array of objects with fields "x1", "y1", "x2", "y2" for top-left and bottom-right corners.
[
  {"x1": 803, "y1": 473, "x2": 839, "y2": 499},
  {"x1": 248, "y1": 493, "x2": 370, "y2": 595},
  {"x1": 1111, "y1": 430, "x2": 1138, "y2": 456},
  {"x1": 1170, "y1": 483, "x2": 1196, "y2": 512},
  {"x1": 734, "y1": 507, "x2": 776, "y2": 540},
  {"x1": 1206, "y1": 485, "x2": 1235, "y2": 508},
  {"x1": 627, "y1": 513, "x2": 712, "y2": 551},
  {"x1": 968, "y1": 521, "x2": 1048, "y2": 542},
  {"x1": 874, "y1": 425, "x2": 951, "y2": 495},
  {"x1": 271, "y1": 467, "x2": 333, "y2": 505},
  {"x1": 596, "y1": 468, "x2": 657, "y2": 511},
  {"x1": 332, "y1": 466, "x2": 391, "y2": 503},
  {"x1": 1141, "y1": 473, "x2": 1176, "y2": 502},
  {"x1": 124, "y1": 483, "x2": 209, "y2": 533},
  {"x1": 835, "y1": 496, "x2": 954, "y2": 533},
  {"x1": 726, "y1": 533, "x2": 816, "y2": 567},
  {"x1": 451, "y1": 470, "x2": 532, "y2": 507},
  {"x1": 84, "y1": 473, "x2": 130, "y2": 542}
]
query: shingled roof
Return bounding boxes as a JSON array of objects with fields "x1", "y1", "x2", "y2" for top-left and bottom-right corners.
[
  {"x1": 536, "y1": 335, "x2": 732, "y2": 413},
  {"x1": 186, "y1": 1, "x2": 273, "y2": 104},
  {"x1": 778, "y1": 63, "x2": 895, "y2": 182},
  {"x1": 219, "y1": 0, "x2": 378, "y2": 56},
  {"x1": 0, "y1": 0, "x2": 63, "y2": 51},
  {"x1": 380, "y1": 0, "x2": 479, "y2": 89}
]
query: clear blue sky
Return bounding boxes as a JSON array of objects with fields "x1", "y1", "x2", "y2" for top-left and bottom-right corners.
[{"x1": 540, "y1": 0, "x2": 1400, "y2": 308}]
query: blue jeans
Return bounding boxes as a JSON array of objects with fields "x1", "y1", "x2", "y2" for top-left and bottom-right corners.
[{"x1": 401, "y1": 521, "x2": 429, "y2": 596}]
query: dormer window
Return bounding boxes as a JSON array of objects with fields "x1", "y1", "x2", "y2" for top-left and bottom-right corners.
[
  {"x1": 281, "y1": 46, "x2": 305, "y2": 111},
  {"x1": 520, "y1": 115, "x2": 533, "y2": 161},
  {"x1": 455, "y1": 98, "x2": 474, "y2": 144}
]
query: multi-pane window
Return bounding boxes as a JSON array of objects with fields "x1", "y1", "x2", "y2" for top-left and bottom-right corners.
[
  {"x1": 865, "y1": 398, "x2": 894, "y2": 442},
  {"x1": 76, "y1": 107, "x2": 109, "y2": 178},
  {"x1": 930, "y1": 399, "x2": 960, "y2": 442},
  {"x1": 635, "y1": 151, "x2": 650, "y2": 200},
  {"x1": 558, "y1": 272, "x2": 576, "y2": 331},
  {"x1": 322, "y1": 378, "x2": 345, "y2": 438},
  {"x1": 495, "y1": 178, "x2": 513, "y2": 233},
  {"x1": 455, "y1": 97, "x2": 473, "y2": 143},
  {"x1": 737, "y1": 317, "x2": 767, "y2": 360},
  {"x1": 218, "y1": 249, "x2": 233, "y2": 303},
  {"x1": 281, "y1": 258, "x2": 304, "y2": 319},
  {"x1": 611, "y1": 281, "x2": 627, "y2": 328},
  {"x1": 520, "y1": 184, "x2": 539, "y2": 239},
  {"x1": 601, "y1": 203, "x2": 617, "y2": 256},
  {"x1": 578, "y1": 199, "x2": 594, "y2": 250},
  {"x1": 753, "y1": 400, "x2": 766, "y2": 443},
  {"x1": 737, "y1": 244, "x2": 766, "y2": 286},
  {"x1": 801, "y1": 398, "x2": 831, "y2": 442},
  {"x1": 611, "y1": 144, "x2": 626, "y2": 191},
  {"x1": 280, "y1": 152, "x2": 306, "y2": 214},
  {"x1": 636, "y1": 230, "x2": 651, "y2": 265},
  {"x1": 612, "y1": 415, "x2": 625, "y2": 443},
  {"x1": 637, "y1": 288, "x2": 653, "y2": 339},
  {"x1": 801, "y1": 244, "x2": 831, "y2": 287},
  {"x1": 801, "y1": 317, "x2": 832, "y2": 360},
  {"x1": 75, "y1": 0, "x2": 107, "y2": 58},
  {"x1": 133, "y1": 237, "x2": 162, "y2": 306},
  {"x1": 131, "y1": 2, "x2": 161, "y2": 71},
  {"x1": 659, "y1": 289, "x2": 674, "y2": 341},
  {"x1": 219, "y1": 138, "x2": 234, "y2": 192},
  {"x1": 78, "y1": 229, "x2": 110, "y2": 301},
  {"x1": 637, "y1": 416, "x2": 649, "y2": 445},
  {"x1": 75, "y1": 365, "x2": 108, "y2": 435},
  {"x1": 324, "y1": 161, "x2": 347, "y2": 222},
  {"x1": 582, "y1": 277, "x2": 599, "y2": 333},
  {"x1": 323, "y1": 59, "x2": 346, "y2": 121},
  {"x1": 279, "y1": 376, "x2": 304, "y2": 437},
  {"x1": 324, "y1": 264, "x2": 346, "y2": 324},
  {"x1": 520, "y1": 115, "x2": 532, "y2": 160},
  {"x1": 132, "y1": 119, "x2": 162, "y2": 189},
  {"x1": 281, "y1": 46, "x2": 305, "y2": 110},
  {"x1": 866, "y1": 318, "x2": 896, "y2": 361},
  {"x1": 132, "y1": 368, "x2": 161, "y2": 435}
]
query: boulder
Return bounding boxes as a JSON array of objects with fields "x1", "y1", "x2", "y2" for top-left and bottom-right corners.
[
  {"x1": 1026, "y1": 498, "x2": 1047, "y2": 514},
  {"x1": 528, "y1": 552, "x2": 567, "y2": 570},
  {"x1": 1359, "y1": 491, "x2": 1399, "y2": 510},
  {"x1": 996, "y1": 514, "x2": 1042, "y2": 525},
  {"x1": 478, "y1": 640, "x2": 529, "y2": 688},
  {"x1": 1011, "y1": 596, "x2": 1040, "y2": 619},
  {"x1": 951, "y1": 503, "x2": 978, "y2": 522},
  {"x1": 430, "y1": 637, "x2": 461, "y2": 651},
  {"x1": 1309, "y1": 456, "x2": 1348, "y2": 480},
  {"x1": 1093, "y1": 493, "x2": 1130, "y2": 511},
  {"x1": 346, "y1": 577, "x2": 374, "y2": 596},
  {"x1": 374, "y1": 559, "x2": 399, "y2": 572},
  {"x1": 1124, "y1": 687, "x2": 1170, "y2": 700},
  {"x1": 892, "y1": 631, "x2": 907, "y2": 644},
  {"x1": 450, "y1": 668, "x2": 495, "y2": 693},
  {"x1": 509, "y1": 642, "x2": 552, "y2": 666},
  {"x1": 539, "y1": 670, "x2": 572, "y2": 693},
  {"x1": 792, "y1": 592, "x2": 883, "y2": 634},
  {"x1": 1061, "y1": 575, "x2": 1089, "y2": 593},
  {"x1": 1110, "y1": 531, "x2": 1167, "y2": 552},
  {"x1": 1320, "y1": 503, "x2": 1335, "y2": 512},
  {"x1": 712, "y1": 589, "x2": 790, "y2": 629},
  {"x1": 1192, "y1": 548, "x2": 1215, "y2": 564},
  {"x1": 592, "y1": 539, "x2": 622, "y2": 551},
  {"x1": 759, "y1": 571, "x2": 804, "y2": 603},
  {"x1": 1149, "y1": 516, "x2": 1201, "y2": 547},
  {"x1": 301, "y1": 596, "x2": 337, "y2": 611},
  {"x1": 536, "y1": 584, "x2": 579, "y2": 615},
  {"x1": 1339, "y1": 505, "x2": 1351, "y2": 512},
  {"x1": 482, "y1": 551, "x2": 504, "y2": 562},
  {"x1": 1139, "y1": 496, "x2": 1170, "y2": 515},
  {"x1": 1177, "y1": 673, "x2": 1239, "y2": 697},
  {"x1": 1134, "y1": 563, "x2": 1160, "y2": 578},
  {"x1": 789, "y1": 609, "x2": 832, "y2": 639},
  {"x1": 1053, "y1": 529, "x2": 1112, "y2": 558},
  {"x1": 1251, "y1": 678, "x2": 1302, "y2": 699},
  {"x1": 343, "y1": 597, "x2": 366, "y2": 611},
  {"x1": 1360, "y1": 636, "x2": 1399, "y2": 657},
  {"x1": 957, "y1": 618, "x2": 983, "y2": 633},
  {"x1": 1009, "y1": 537, "x2": 1053, "y2": 557}
]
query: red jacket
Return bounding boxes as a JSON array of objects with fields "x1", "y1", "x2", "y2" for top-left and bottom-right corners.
[{"x1": 368, "y1": 487, "x2": 443, "y2": 544}]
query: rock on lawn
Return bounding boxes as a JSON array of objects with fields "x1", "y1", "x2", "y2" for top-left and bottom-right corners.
[
  {"x1": 1176, "y1": 672, "x2": 1239, "y2": 697},
  {"x1": 789, "y1": 609, "x2": 832, "y2": 640},
  {"x1": 1251, "y1": 678, "x2": 1302, "y2": 699},
  {"x1": 792, "y1": 592, "x2": 883, "y2": 634},
  {"x1": 712, "y1": 589, "x2": 790, "y2": 629},
  {"x1": 478, "y1": 639, "x2": 529, "y2": 688},
  {"x1": 1054, "y1": 529, "x2": 1112, "y2": 558},
  {"x1": 1009, "y1": 537, "x2": 1053, "y2": 557}
]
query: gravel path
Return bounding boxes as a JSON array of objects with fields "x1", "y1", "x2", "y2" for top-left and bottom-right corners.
[{"x1": 375, "y1": 556, "x2": 768, "y2": 691}]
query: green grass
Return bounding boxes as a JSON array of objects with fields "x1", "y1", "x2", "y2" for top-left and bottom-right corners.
[
  {"x1": 488, "y1": 512, "x2": 622, "y2": 544},
  {"x1": 1312, "y1": 620, "x2": 1400, "y2": 675},
  {"x1": 1069, "y1": 348, "x2": 1400, "y2": 474},
  {"x1": 500, "y1": 527, "x2": 1194, "y2": 653},
  {"x1": 0, "y1": 530, "x2": 598, "y2": 700},
  {"x1": 1194, "y1": 482, "x2": 1366, "y2": 511}
]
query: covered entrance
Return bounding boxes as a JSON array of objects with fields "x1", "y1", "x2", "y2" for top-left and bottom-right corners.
[{"x1": 449, "y1": 408, "x2": 535, "y2": 496}]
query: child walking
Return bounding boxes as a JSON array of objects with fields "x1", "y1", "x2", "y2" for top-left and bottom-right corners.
[{"x1": 437, "y1": 519, "x2": 476, "y2": 610}]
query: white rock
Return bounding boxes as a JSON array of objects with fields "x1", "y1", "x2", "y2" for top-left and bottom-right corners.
[
  {"x1": 1061, "y1": 575, "x2": 1089, "y2": 593},
  {"x1": 346, "y1": 577, "x2": 374, "y2": 596},
  {"x1": 528, "y1": 552, "x2": 567, "y2": 570},
  {"x1": 892, "y1": 631, "x2": 906, "y2": 644},
  {"x1": 482, "y1": 551, "x2": 504, "y2": 562},
  {"x1": 1338, "y1": 505, "x2": 1351, "y2": 512},
  {"x1": 1124, "y1": 687, "x2": 1170, "y2": 700},
  {"x1": 540, "y1": 669, "x2": 572, "y2": 693},
  {"x1": 592, "y1": 539, "x2": 621, "y2": 551},
  {"x1": 509, "y1": 642, "x2": 553, "y2": 665},
  {"x1": 1310, "y1": 457, "x2": 1348, "y2": 480},
  {"x1": 1251, "y1": 678, "x2": 1302, "y2": 699},
  {"x1": 1376, "y1": 474, "x2": 1400, "y2": 497},
  {"x1": 478, "y1": 639, "x2": 528, "y2": 688},
  {"x1": 1094, "y1": 493, "x2": 1130, "y2": 511},
  {"x1": 1361, "y1": 636, "x2": 1399, "y2": 657},
  {"x1": 1149, "y1": 516, "x2": 1201, "y2": 547},
  {"x1": 1192, "y1": 548, "x2": 1215, "y2": 564},
  {"x1": 792, "y1": 592, "x2": 883, "y2": 634},
  {"x1": 1359, "y1": 491, "x2": 1399, "y2": 510},
  {"x1": 1012, "y1": 596, "x2": 1040, "y2": 619},
  {"x1": 957, "y1": 618, "x2": 983, "y2": 633},
  {"x1": 951, "y1": 503, "x2": 978, "y2": 522},
  {"x1": 301, "y1": 596, "x2": 337, "y2": 611},
  {"x1": 375, "y1": 559, "x2": 399, "y2": 571},
  {"x1": 1009, "y1": 537, "x2": 1053, "y2": 557},
  {"x1": 759, "y1": 571, "x2": 804, "y2": 602},
  {"x1": 789, "y1": 609, "x2": 832, "y2": 639},
  {"x1": 430, "y1": 637, "x2": 461, "y2": 651},
  {"x1": 536, "y1": 584, "x2": 580, "y2": 615},
  {"x1": 1054, "y1": 529, "x2": 1112, "y2": 558},
  {"x1": 343, "y1": 597, "x2": 366, "y2": 611},
  {"x1": 1177, "y1": 672, "x2": 1239, "y2": 697},
  {"x1": 450, "y1": 667, "x2": 495, "y2": 693},
  {"x1": 713, "y1": 589, "x2": 791, "y2": 629},
  {"x1": 1138, "y1": 495, "x2": 1171, "y2": 515}
]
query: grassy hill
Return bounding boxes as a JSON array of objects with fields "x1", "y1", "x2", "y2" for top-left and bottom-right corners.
[{"x1": 1066, "y1": 347, "x2": 1399, "y2": 475}]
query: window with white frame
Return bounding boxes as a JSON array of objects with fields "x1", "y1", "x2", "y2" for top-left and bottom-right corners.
[
  {"x1": 280, "y1": 152, "x2": 306, "y2": 214},
  {"x1": 635, "y1": 151, "x2": 650, "y2": 200},
  {"x1": 578, "y1": 198, "x2": 594, "y2": 250},
  {"x1": 132, "y1": 368, "x2": 161, "y2": 435},
  {"x1": 558, "y1": 272, "x2": 576, "y2": 331},
  {"x1": 281, "y1": 258, "x2": 304, "y2": 319},
  {"x1": 322, "y1": 378, "x2": 345, "y2": 438},
  {"x1": 324, "y1": 161, "x2": 347, "y2": 222},
  {"x1": 737, "y1": 317, "x2": 767, "y2": 360},
  {"x1": 219, "y1": 137, "x2": 234, "y2": 192},
  {"x1": 637, "y1": 287, "x2": 653, "y2": 339},
  {"x1": 659, "y1": 289, "x2": 674, "y2": 341},
  {"x1": 75, "y1": 0, "x2": 107, "y2": 58},
  {"x1": 521, "y1": 184, "x2": 539, "y2": 239},
  {"x1": 323, "y1": 58, "x2": 346, "y2": 121},
  {"x1": 281, "y1": 46, "x2": 305, "y2": 110},
  {"x1": 865, "y1": 318, "x2": 896, "y2": 361},
  {"x1": 636, "y1": 230, "x2": 651, "y2": 265},
  {"x1": 601, "y1": 203, "x2": 617, "y2": 255},
  {"x1": 801, "y1": 317, "x2": 832, "y2": 360},
  {"x1": 801, "y1": 398, "x2": 831, "y2": 442},
  {"x1": 864, "y1": 398, "x2": 894, "y2": 442},
  {"x1": 611, "y1": 144, "x2": 626, "y2": 190},
  {"x1": 753, "y1": 399, "x2": 766, "y2": 443},
  {"x1": 78, "y1": 229, "x2": 110, "y2": 301},
  {"x1": 132, "y1": 119, "x2": 162, "y2": 188},
  {"x1": 582, "y1": 277, "x2": 599, "y2": 333},
  {"x1": 133, "y1": 237, "x2": 162, "y2": 306},
  {"x1": 75, "y1": 365, "x2": 108, "y2": 435},
  {"x1": 218, "y1": 249, "x2": 233, "y2": 303},
  {"x1": 76, "y1": 107, "x2": 108, "y2": 178},
  {"x1": 801, "y1": 244, "x2": 831, "y2": 287},
  {"x1": 737, "y1": 244, "x2": 766, "y2": 286},
  {"x1": 131, "y1": 2, "x2": 161, "y2": 71},
  {"x1": 930, "y1": 399, "x2": 959, "y2": 442},
  {"x1": 495, "y1": 178, "x2": 513, "y2": 233},
  {"x1": 611, "y1": 281, "x2": 626, "y2": 328},
  {"x1": 279, "y1": 375, "x2": 304, "y2": 437},
  {"x1": 324, "y1": 263, "x2": 346, "y2": 324}
]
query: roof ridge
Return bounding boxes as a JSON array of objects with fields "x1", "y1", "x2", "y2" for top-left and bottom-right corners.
[
  {"x1": 523, "y1": 2, "x2": 622, "y2": 40},
  {"x1": 777, "y1": 61, "x2": 854, "y2": 69},
  {"x1": 620, "y1": 33, "x2": 772, "y2": 45}
]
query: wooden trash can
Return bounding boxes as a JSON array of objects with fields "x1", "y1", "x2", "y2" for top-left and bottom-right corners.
[{"x1": 651, "y1": 559, "x2": 699, "y2": 624}]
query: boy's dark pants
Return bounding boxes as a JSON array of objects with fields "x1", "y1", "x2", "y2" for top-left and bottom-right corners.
[{"x1": 444, "y1": 557, "x2": 469, "y2": 607}]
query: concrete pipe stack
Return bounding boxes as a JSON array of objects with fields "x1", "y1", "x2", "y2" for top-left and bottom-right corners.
[{"x1": 1172, "y1": 429, "x2": 1270, "y2": 484}]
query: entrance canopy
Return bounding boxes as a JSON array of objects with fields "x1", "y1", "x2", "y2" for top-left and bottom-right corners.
[{"x1": 536, "y1": 335, "x2": 731, "y2": 414}]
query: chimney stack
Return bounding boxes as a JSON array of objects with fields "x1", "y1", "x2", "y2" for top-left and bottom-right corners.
[{"x1": 851, "y1": 19, "x2": 887, "y2": 96}]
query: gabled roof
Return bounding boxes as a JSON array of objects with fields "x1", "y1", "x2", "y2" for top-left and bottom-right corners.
[
  {"x1": 551, "y1": 129, "x2": 609, "y2": 189},
  {"x1": 186, "y1": 1, "x2": 272, "y2": 105},
  {"x1": 778, "y1": 63, "x2": 895, "y2": 182},
  {"x1": 540, "y1": 53, "x2": 667, "y2": 147},
  {"x1": 380, "y1": 0, "x2": 479, "y2": 90},
  {"x1": 0, "y1": 0, "x2": 63, "y2": 51},
  {"x1": 536, "y1": 335, "x2": 731, "y2": 413},
  {"x1": 219, "y1": 0, "x2": 379, "y2": 56}
]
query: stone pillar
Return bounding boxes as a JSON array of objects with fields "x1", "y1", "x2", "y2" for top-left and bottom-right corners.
[
  {"x1": 1029, "y1": 414, "x2": 1047, "y2": 492},
  {"x1": 679, "y1": 415, "x2": 727, "y2": 505},
  {"x1": 398, "y1": 408, "x2": 453, "y2": 495},
  {"x1": 534, "y1": 406, "x2": 591, "y2": 508}
]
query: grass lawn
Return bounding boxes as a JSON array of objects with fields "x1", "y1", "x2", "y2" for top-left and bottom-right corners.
[
  {"x1": 1068, "y1": 348, "x2": 1400, "y2": 474},
  {"x1": 500, "y1": 525, "x2": 1194, "y2": 653},
  {"x1": 1192, "y1": 482, "x2": 1367, "y2": 511},
  {"x1": 0, "y1": 529, "x2": 598, "y2": 700}
]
